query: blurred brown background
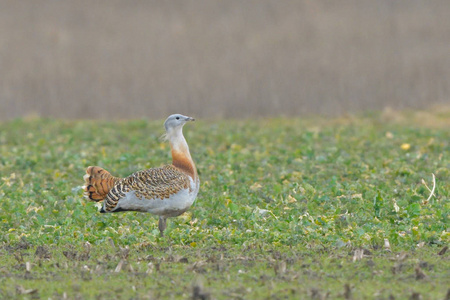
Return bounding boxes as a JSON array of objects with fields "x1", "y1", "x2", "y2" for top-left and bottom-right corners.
[{"x1": 1, "y1": 0, "x2": 449, "y2": 120}]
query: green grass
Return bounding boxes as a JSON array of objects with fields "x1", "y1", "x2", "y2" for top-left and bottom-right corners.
[{"x1": 0, "y1": 111, "x2": 449, "y2": 299}]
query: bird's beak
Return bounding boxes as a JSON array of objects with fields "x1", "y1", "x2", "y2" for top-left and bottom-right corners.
[{"x1": 186, "y1": 116, "x2": 195, "y2": 122}]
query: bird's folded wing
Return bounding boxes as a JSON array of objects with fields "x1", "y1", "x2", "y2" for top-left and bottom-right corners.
[{"x1": 103, "y1": 165, "x2": 191, "y2": 211}]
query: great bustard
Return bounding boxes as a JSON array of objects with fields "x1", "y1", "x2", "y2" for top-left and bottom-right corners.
[{"x1": 82, "y1": 114, "x2": 199, "y2": 237}]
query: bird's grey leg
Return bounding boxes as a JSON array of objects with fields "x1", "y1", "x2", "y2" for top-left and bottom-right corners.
[{"x1": 158, "y1": 216, "x2": 167, "y2": 237}]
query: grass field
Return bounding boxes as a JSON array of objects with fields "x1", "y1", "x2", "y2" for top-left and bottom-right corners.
[
  {"x1": 2, "y1": 1, "x2": 450, "y2": 120},
  {"x1": 0, "y1": 110, "x2": 449, "y2": 299}
]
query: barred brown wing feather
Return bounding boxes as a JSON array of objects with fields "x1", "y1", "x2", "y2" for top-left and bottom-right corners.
[
  {"x1": 83, "y1": 166, "x2": 121, "y2": 202},
  {"x1": 103, "y1": 165, "x2": 191, "y2": 212},
  {"x1": 103, "y1": 179, "x2": 130, "y2": 212}
]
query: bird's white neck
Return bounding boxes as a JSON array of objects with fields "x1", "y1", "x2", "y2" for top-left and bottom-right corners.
[{"x1": 167, "y1": 127, "x2": 196, "y2": 179}]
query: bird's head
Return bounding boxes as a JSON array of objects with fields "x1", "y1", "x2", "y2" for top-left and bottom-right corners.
[{"x1": 164, "y1": 114, "x2": 195, "y2": 133}]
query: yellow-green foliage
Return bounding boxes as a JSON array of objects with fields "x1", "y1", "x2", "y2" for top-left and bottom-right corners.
[{"x1": 0, "y1": 113, "x2": 448, "y2": 299}]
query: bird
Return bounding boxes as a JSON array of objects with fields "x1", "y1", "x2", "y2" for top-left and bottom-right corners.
[{"x1": 82, "y1": 114, "x2": 199, "y2": 237}]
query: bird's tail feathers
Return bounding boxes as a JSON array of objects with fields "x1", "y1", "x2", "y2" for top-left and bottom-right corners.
[{"x1": 82, "y1": 166, "x2": 120, "y2": 202}]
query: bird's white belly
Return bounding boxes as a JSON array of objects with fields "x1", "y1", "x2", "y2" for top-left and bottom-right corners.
[{"x1": 115, "y1": 178, "x2": 199, "y2": 217}]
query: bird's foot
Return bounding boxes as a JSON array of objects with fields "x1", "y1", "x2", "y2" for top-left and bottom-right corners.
[{"x1": 158, "y1": 216, "x2": 167, "y2": 237}]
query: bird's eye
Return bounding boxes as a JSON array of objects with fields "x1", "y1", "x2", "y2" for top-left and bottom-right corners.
[{"x1": 176, "y1": 117, "x2": 180, "y2": 120}]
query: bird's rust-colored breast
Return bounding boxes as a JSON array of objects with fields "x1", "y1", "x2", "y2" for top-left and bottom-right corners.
[{"x1": 171, "y1": 149, "x2": 196, "y2": 180}]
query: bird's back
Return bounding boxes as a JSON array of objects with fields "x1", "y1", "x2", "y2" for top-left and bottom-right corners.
[{"x1": 101, "y1": 165, "x2": 198, "y2": 215}]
